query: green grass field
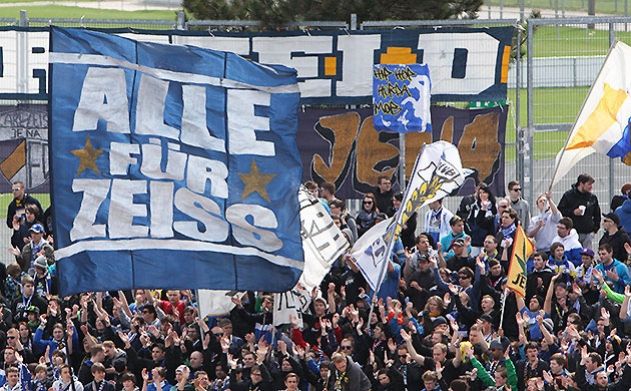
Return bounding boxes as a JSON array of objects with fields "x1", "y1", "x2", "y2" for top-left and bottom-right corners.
[
  {"x1": 503, "y1": 86, "x2": 587, "y2": 161},
  {"x1": 0, "y1": 6, "x2": 177, "y2": 20}
]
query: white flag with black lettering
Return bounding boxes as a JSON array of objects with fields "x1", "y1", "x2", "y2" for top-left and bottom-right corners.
[{"x1": 298, "y1": 187, "x2": 349, "y2": 291}]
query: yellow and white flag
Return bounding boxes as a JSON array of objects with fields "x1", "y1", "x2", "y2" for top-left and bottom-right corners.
[
  {"x1": 552, "y1": 41, "x2": 631, "y2": 186},
  {"x1": 506, "y1": 225, "x2": 535, "y2": 298}
]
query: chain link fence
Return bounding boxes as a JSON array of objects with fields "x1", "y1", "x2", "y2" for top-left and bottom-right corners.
[
  {"x1": 483, "y1": 0, "x2": 631, "y2": 18},
  {"x1": 2, "y1": 11, "x2": 631, "y2": 262}
]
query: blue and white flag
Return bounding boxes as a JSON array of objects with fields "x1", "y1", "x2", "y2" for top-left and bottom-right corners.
[
  {"x1": 49, "y1": 27, "x2": 304, "y2": 295},
  {"x1": 372, "y1": 64, "x2": 431, "y2": 133}
]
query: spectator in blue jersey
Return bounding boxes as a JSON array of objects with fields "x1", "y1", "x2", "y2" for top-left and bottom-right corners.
[
  {"x1": 594, "y1": 243, "x2": 631, "y2": 294},
  {"x1": 143, "y1": 367, "x2": 171, "y2": 391},
  {"x1": 34, "y1": 316, "x2": 78, "y2": 361},
  {"x1": 440, "y1": 216, "x2": 471, "y2": 259}
]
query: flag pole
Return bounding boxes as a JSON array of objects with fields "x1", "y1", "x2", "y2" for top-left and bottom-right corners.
[
  {"x1": 499, "y1": 287, "x2": 509, "y2": 332},
  {"x1": 366, "y1": 143, "x2": 426, "y2": 330},
  {"x1": 549, "y1": 41, "x2": 619, "y2": 191}
]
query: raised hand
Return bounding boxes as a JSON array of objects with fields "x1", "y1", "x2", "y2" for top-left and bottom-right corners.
[
  {"x1": 277, "y1": 340, "x2": 288, "y2": 356},
  {"x1": 592, "y1": 268, "x2": 604, "y2": 282},
  {"x1": 387, "y1": 338, "x2": 397, "y2": 353},
  {"x1": 400, "y1": 329, "x2": 411, "y2": 342},
  {"x1": 607, "y1": 267, "x2": 619, "y2": 282},
  {"x1": 8, "y1": 246, "x2": 20, "y2": 257}
]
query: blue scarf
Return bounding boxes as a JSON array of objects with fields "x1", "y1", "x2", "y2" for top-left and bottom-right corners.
[{"x1": 501, "y1": 223, "x2": 516, "y2": 238}]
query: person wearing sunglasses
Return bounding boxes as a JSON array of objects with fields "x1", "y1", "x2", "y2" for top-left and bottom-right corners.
[
  {"x1": 507, "y1": 180, "x2": 530, "y2": 228},
  {"x1": 356, "y1": 193, "x2": 378, "y2": 237}
]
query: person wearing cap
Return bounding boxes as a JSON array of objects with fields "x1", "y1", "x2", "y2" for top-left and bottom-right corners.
[
  {"x1": 442, "y1": 238, "x2": 474, "y2": 274},
  {"x1": 468, "y1": 338, "x2": 517, "y2": 391},
  {"x1": 575, "y1": 248, "x2": 600, "y2": 304},
  {"x1": 558, "y1": 174, "x2": 601, "y2": 250},
  {"x1": 477, "y1": 314, "x2": 495, "y2": 344},
  {"x1": 598, "y1": 212, "x2": 630, "y2": 263},
  {"x1": 439, "y1": 216, "x2": 472, "y2": 260},
  {"x1": 610, "y1": 182, "x2": 631, "y2": 212},
  {"x1": 614, "y1": 185, "x2": 631, "y2": 233},
  {"x1": 170, "y1": 366, "x2": 192, "y2": 391},
  {"x1": 32, "y1": 255, "x2": 56, "y2": 297},
  {"x1": 9, "y1": 223, "x2": 54, "y2": 275}
]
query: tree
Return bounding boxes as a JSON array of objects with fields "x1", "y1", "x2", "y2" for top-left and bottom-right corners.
[{"x1": 183, "y1": 0, "x2": 483, "y2": 29}]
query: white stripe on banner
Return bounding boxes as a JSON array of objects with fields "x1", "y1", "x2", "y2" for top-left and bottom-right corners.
[
  {"x1": 49, "y1": 52, "x2": 300, "y2": 94},
  {"x1": 55, "y1": 239, "x2": 304, "y2": 269}
]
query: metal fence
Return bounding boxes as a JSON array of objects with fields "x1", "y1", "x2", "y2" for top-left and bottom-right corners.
[
  {"x1": 483, "y1": 0, "x2": 631, "y2": 18},
  {"x1": 2, "y1": 12, "x2": 631, "y2": 262}
]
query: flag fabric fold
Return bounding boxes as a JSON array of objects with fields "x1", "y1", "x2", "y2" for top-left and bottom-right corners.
[
  {"x1": 552, "y1": 41, "x2": 631, "y2": 186},
  {"x1": 352, "y1": 141, "x2": 467, "y2": 292},
  {"x1": 49, "y1": 27, "x2": 304, "y2": 295}
]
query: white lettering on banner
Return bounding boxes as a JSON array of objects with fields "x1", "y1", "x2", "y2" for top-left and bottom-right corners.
[
  {"x1": 227, "y1": 89, "x2": 276, "y2": 156},
  {"x1": 252, "y1": 36, "x2": 333, "y2": 98},
  {"x1": 73, "y1": 67, "x2": 130, "y2": 133},
  {"x1": 418, "y1": 32, "x2": 499, "y2": 95},
  {"x1": 181, "y1": 85, "x2": 225, "y2": 153},
  {"x1": 65, "y1": 65, "x2": 285, "y2": 256},
  {"x1": 5, "y1": 30, "x2": 508, "y2": 100},
  {"x1": 108, "y1": 179, "x2": 149, "y2": 239},
  {"x1": 136, "y1": 74, "x2": 180, "y2": 140},
  {"x1": 70, "y1": 179, "x2": 110, "y2": 241},
  {"x1": 273, "y1": 286, "x2": 311, "y2": 327},
  {"x1": 336, "y1": 35, "x2": 382, "y2": 97}
]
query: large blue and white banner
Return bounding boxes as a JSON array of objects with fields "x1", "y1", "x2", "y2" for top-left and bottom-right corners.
[{"x1": 49, "y1": 27, "x2": 304, "y2": 295}]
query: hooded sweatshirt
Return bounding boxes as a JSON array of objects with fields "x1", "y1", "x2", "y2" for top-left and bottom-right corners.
[{"x1": 552, "y1": 228, "x2": 583, "y2": 266}]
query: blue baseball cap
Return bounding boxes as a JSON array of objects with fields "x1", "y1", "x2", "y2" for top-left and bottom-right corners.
[{"x1": 28, "y1": 224, "x2": 44, "y2": 234}]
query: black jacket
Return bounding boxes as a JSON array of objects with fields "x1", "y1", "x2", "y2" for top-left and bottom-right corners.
[
  {"x1": 558, "y1": 185, "x2": 601, "y2": 234},
  {"x1": 6, "y1": 194, "x2": 42, "y2": 229},
  {"x1": 598, "y1": 229, "x2": 631, "y2": 262}
]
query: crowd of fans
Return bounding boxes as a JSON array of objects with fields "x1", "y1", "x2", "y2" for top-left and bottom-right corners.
[{"x1": 1, "y1": 175, "x2": 631, "y2": 391}]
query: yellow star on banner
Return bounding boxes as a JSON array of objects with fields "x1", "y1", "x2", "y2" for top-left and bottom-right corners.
[
  {"x1": 71, "y1": 136, "x2": 103, "y2": 175},
  {"x1": 239, "y1": 161, "x2": 275, "y2": 202}
]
